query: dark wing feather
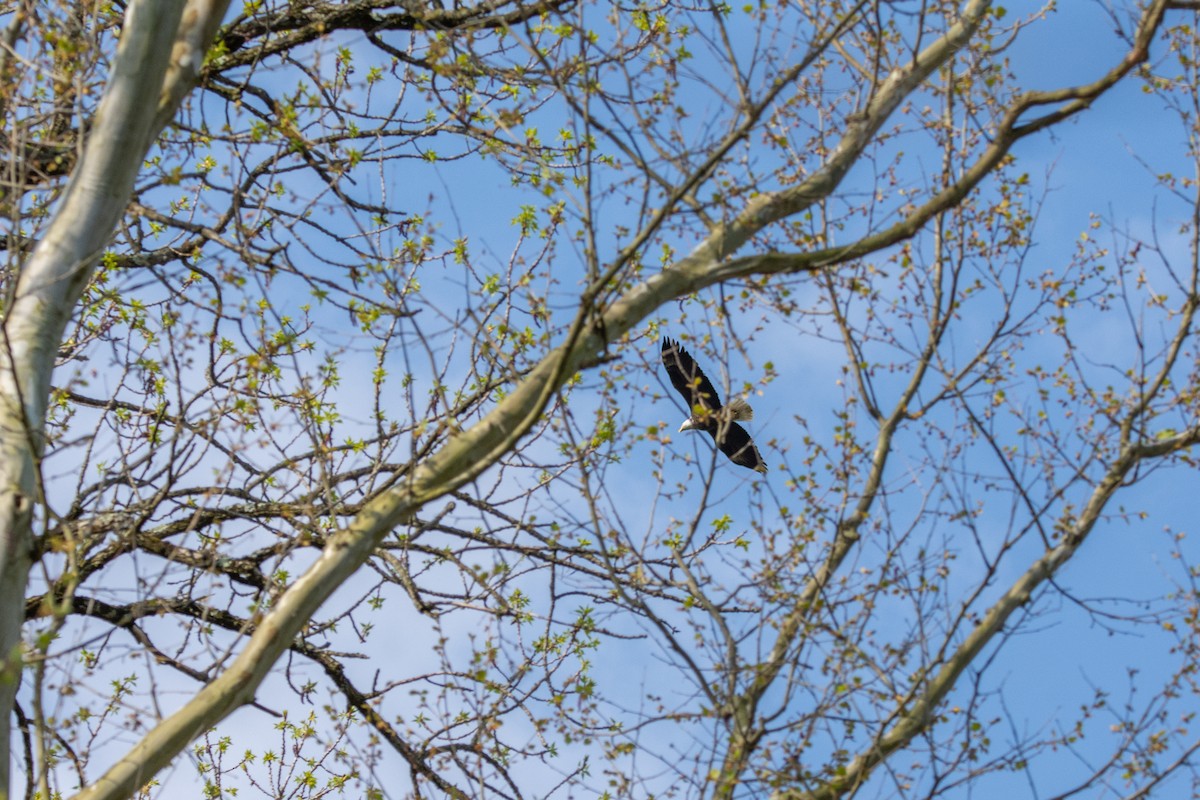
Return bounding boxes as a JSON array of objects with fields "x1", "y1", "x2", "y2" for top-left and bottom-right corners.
[
  {"x1": 661, "y1": 337, "x2": 722, "y2": 413},
  {"x1": 717, "y1": 422, "x2": 768, "y2": 474}
]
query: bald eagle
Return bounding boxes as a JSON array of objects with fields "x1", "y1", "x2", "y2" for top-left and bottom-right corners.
[{"x1": 661, "y1": 337, "x2": 767, "y2": 474}]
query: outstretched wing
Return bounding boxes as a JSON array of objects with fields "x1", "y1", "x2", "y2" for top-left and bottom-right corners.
[
  {"x1": 661, "y1": 337, "x2": 722, "y2": 413},
  {"x1": 717, "y1": 422, "x2": 768, "y2": 474}
]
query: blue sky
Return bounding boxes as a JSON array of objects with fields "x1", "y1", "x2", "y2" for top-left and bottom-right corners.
[
  {"x1": 25, "y1": 2, "x2": 1200, "y2": 798},
  {"x1": 262, "y1": 3, "x2": 1200, "y2": 795}
]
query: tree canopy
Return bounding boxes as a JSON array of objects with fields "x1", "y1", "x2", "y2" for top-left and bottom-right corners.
[{"x1": 5, "y1": 1, "x2": 1200, "y2": 798}]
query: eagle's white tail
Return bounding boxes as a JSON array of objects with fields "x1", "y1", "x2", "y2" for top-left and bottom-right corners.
[{"x1": 725, "y1": 397, "x2": 754, "y2": 422}]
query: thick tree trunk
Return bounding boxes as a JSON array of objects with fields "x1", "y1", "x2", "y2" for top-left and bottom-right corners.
[
  {"x1": 0, "y1": 2, "x2": 229, "y2": 797},
  {"x1": 0, "y1": 465, "x2": 32, "y2": 800}
]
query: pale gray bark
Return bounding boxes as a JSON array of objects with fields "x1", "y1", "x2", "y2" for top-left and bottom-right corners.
[{"x1": 0, "y1": 2, "x2": 230, "y2": 798}]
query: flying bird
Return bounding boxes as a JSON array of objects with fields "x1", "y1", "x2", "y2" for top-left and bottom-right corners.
[{"x1": 661, "y1": 337, "x2": 767, "y2": 474}]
